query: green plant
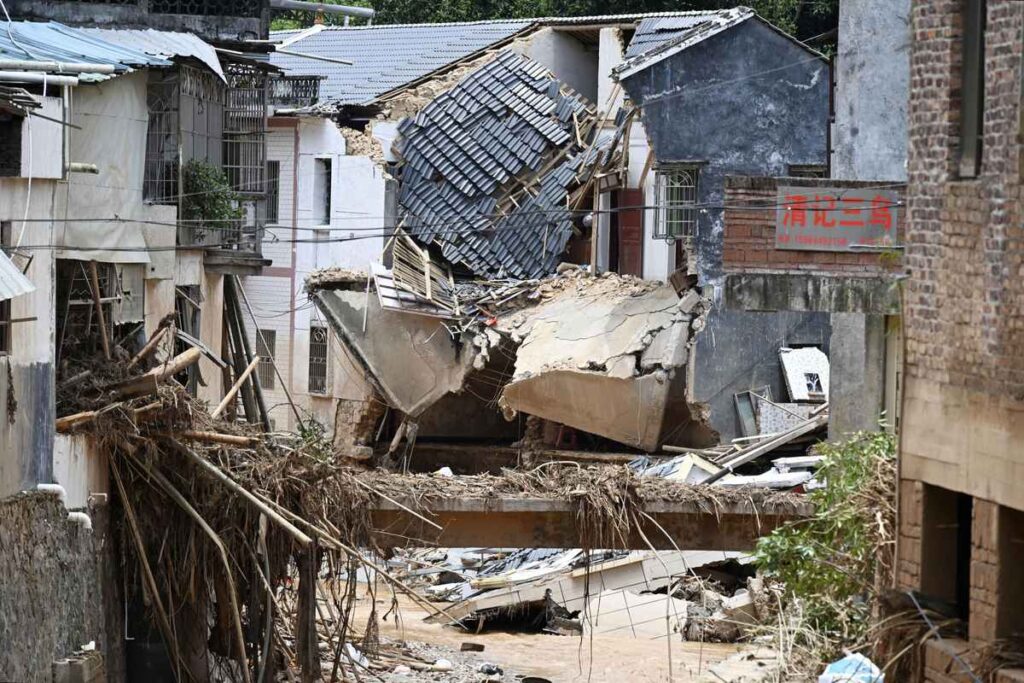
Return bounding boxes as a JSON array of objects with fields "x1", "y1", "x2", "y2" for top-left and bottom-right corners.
[
  {"x1": 755, "y1": 430, "x2": 897, "y2": 648},
  {"x1": 180, "y1": 160, "x2": 243, "y2": 241}
]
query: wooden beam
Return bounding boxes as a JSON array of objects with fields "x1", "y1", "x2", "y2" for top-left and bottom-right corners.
[
  {"x1": 87, "y1": 261, "x2": 111, "y2": 360},
  {"x1": 370, "y1": 497, "x2": 811, "y2": 551},
  {"x1": 405, "y1": 443, "x2": 640, "y2": 475}
]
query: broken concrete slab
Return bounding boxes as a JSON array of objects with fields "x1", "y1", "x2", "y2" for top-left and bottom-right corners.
[
  {"x1": 312, "y1": 287, "x2": 475, "y2": 417},
  {"x1": 494, "y1": 278, "x2": 708, "y2": 451},
  {"x1": 583, "y1": 589, "x2": 689, "y2": 638}
]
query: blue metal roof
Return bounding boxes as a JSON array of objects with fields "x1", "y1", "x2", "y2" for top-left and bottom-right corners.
[
  {"x1": 0, "y1": 21, "x2": 172, "y2": 81},
  {"x1": 79, "y1": 28, "x2": 225, "y2": 81},
  {"x1": 270, "y1": 21, "x2": 534, "y2": 106}
]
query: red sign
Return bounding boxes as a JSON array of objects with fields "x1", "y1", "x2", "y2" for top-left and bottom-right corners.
[{"x1": 775, "y1": 186, "x2": 900, "y2": 251}]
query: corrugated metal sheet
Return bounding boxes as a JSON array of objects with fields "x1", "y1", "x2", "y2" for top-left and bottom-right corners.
[
  {"x1": 395, "y1": 50, "x2": 595, "y2": 279},
  {"x1": 0, "y1": 252, "x2": 34, "y2": 302},
  {"x1": 270, "y1": 21, "x2": 534, "y2": 105},
  {"x1": 78, "y1": 28, "x2": 225, "y2": 81},
  {"x1": 0, "y1": 21, "x2": 172, "y2": 81}
]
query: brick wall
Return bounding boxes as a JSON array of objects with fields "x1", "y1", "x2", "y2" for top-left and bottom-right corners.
[
  {"x1": 722, "y1": 176, "x2": 906, "y2": 277},
  {"x1": 897, "y1": 479, "x2": 924, "y2": 590},
  {"x1": 905, "y1": 0, "x2": 1024, "y2": 409}
]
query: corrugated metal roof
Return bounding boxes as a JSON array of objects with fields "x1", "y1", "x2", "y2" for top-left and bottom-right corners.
[
  {"x1": 396, "y1": 50, "x2": 595, "y2": 279},
  {"x1": 78, "y1": 28, "x2": 225, "y2": 81},
  {"x1": 0, "y1": 21, "x2": 172, "y2": 81},
  {"x1": 270, "y1": 21, "x2": 533, "y2": 105},
  {"x1": 0, "y1": 252, "x2": 35, "y2": 302}
]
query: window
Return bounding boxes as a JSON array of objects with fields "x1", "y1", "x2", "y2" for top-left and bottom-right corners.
[
  {"x1": 0, "y1": 112, "x2": 23, "y2": 177},
  {"x1": 308, "y1": 326, "x2": 328, "y2": 394},
  {"x1": 313, "y1": 158, "x2": 332, "y2": 225},
  {"x1": 256, "y1": 329, "x2": 276, "y2": 390},
  {"x1": 0, "y1": 222, "x2": 11, "y2": 354},
  {"x1": 654, "y1": 166, "x2": 699, "y2": 239},
  {"x1": 787, "y1": 164, "x2": 827, "y2": 178},
  {"x1": 960, "y1": 0, "x2": 986, "y2": 178},
  {"x1": 266, "y1": 160, "x2": 280, "y2": 224}
]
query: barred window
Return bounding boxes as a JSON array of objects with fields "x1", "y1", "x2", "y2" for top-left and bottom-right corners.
[
  {"x1": 266, "y1": 160, "x2": 280, "y2": 224},
  {"x1": 654, "y1": 166, "x2": 699, "y2": 239},
  {"x1": 308, "y1": 326, "x2": 328, "y2": 394},
  {"x1": 256, "y1": 329, "x2": 276, "y2": 390}
]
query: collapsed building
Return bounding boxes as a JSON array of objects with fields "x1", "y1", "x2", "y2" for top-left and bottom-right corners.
[{"x1": 282, "y1": 9, "x2": 834, "y2": 457}]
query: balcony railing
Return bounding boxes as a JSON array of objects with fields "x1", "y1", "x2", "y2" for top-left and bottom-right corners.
[{"x1": 269, "y1": 75, "x2": 322, "y2": 109}]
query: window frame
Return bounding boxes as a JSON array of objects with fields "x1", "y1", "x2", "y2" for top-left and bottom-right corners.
[
  {"x1": 0, "y1": 111, "x2": 24, "y2": 178},
  {"x1": 312, "y1": 157, "x2": 332, "y2": 226},
  {"x1": 653, "y1": 165, "x2": 700, "y2": 240},
  {"x1": 308, "y1": 325, "x2": 329, "y2": 395},
  {"x1": 959, "y1": 0, "x2": 986, "y2": 178},
  {"x1": 266, "y1": 159, "x2": 280, "y2": 224},
  {"x1": 255, "y1": 328, "x2": 276, "y2": 390},
  {"x1": 0, "y1": 222, "x2": 11, "y2": 354}
]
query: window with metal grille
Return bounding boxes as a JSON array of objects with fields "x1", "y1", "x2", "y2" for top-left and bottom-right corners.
[
  {"x1": 0, "y1": 112, "x2": 23, "y2": 177},
  {"x1": 787, "y1": 164, "x2": 827, "y2": 178},
  {"x1": 308, "y1": 326, "x2": 328, "y2": 394},
  {"x1": 256, "y1": 329, "x2": 276, "y2": 390},
  {"x1": 653, "y1": 166, "x2": 699, "y2": 239},
  {"x1": 959, "y1": 0, "x2": 986, "y2": 178},
  {"x1": 313, "y1": 158, "x2": 331, "y2": 225},
  {"x1": 266, "y1": 160, "x2": 280, "y2": 224},
  {"x1": 224, "y1": 62, "x2": 267, "y2": 196},
  {"x1": 150, "y1": 0, "x2": 261, "y2": 17}
]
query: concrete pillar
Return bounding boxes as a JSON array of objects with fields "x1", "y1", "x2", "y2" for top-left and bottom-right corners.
[{"x1": 828, "y1": 312, "x2": 886, "y2": 438}]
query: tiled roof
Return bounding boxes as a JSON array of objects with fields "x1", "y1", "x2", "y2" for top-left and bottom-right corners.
[
  {"x1": 270, "y1": 21, "x2": 533, "y2": 105},
  {"x1": 395, "y1": 50, "x2": 593, "y2": 279},
  {"x1": 623, "y1": 13, "x2": 724, "y2": 59},
  {"x1": 0, "y1": 21, "x2": 172, "y2": 81},
  {"x1": 78, "y1": 27, "x2": 226, "y2": 81}
]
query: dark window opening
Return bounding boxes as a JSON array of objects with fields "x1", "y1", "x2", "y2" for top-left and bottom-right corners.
[
  {"x1": 0, "y1": 222, "x2": 11, "y2": 354},
  {"x1": 959, "y1": 0, "x2": 987, "y2": 178},
  {"x1": 55, "y1": 260, "x2": 118, "y2": 374},
  {"x1": 997, "y1": 506, "x2": 1024, "y2": 639},
  {"x1": 256, "y1": 329, "x2": 276, "y2": 390},
  {"x1": 787, "y1": 164, "x2": 827, "y2": 178},
  {"x1": 0, "y1": 112, "x2": 24, "y2": 177},
  {"x1": 314, "y1": 158, "x2": 332, "y2": 225},
  {"x1": 308, "y1": 325, "x2": 328, "y2": 394},
  {"x1": 919, "y1": 485, "x2": 973, "y2": 622},
  {"x1": 266, "y1": 160, "x2": 280, "y2": 224}
]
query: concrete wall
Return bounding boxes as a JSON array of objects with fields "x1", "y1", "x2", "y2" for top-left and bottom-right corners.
[
  {"x1": 245, "y1": 118, "x2": 389, "y2": 433},
  {"x1": 520, "y1": 27, "x2": 599, "y2": 103},
  {"x1": 619, "y1": 19, "x2": 831, "y2": 441},
  {"x1": 620, "y1": 18, "x2": 830, "y2": 288},
  {"x1": 0, "y1": 492, "x2": 123, "y2": 683},
  {"x1": 7, "y1": 0, "x2": 267, "y2": 41},
  {"x1": 832, "y1": 0, "x2": 911, "y2": 181}
]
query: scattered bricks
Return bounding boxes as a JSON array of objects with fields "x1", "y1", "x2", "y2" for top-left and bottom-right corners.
[{"x1": 923, "y1": 639, "x2": 976, "y2": 683}]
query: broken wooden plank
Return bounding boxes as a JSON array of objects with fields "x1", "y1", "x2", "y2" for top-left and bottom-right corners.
[
  {"x1": 211, "y1": 355, "x2": 261, "y2": 419},
  {"x1": 87, "y1": 261, "x2": 111, "y2": 360},
  {"x1": 126, "y1": 325, "x2": 167, "y2": 370},
  {"x1": 181, "y1": 430, "x2": 256, "y2": 447}
]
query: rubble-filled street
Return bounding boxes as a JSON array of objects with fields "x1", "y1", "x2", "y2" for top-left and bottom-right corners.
[{"x1": 3, "y1": 0, "x2": 1024, "y2": 682}]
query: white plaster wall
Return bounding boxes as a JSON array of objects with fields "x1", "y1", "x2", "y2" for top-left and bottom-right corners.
[
  {"x1": 19, "y1": 95, "x2": 65, "y2": 179},
  {"x1": 243, "y1": 118, "x2": 386, "y2": 432},
  {"x1": 597, "y1": 28, "x2": 626, "y2": 115},
  {"x1": 52, "y1": 434, "x2": 107, "y2": 510},
  {"x1": 518, "y1": 27, "x2": 599, "y2": 103}
]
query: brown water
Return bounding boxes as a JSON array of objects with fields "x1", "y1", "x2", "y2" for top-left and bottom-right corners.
[{"x1": 355, "y1": 592, "x2": 742, "y2": 682}]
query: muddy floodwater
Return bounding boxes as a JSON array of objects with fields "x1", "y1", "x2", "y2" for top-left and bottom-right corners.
[{"x1": 354, "y1": 592, "x2": 743, "y2": 682}]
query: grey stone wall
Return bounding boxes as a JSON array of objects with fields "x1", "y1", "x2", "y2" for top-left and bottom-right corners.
[{"x1": 0, "y1": 492, "x2": 123, "y2": 683}]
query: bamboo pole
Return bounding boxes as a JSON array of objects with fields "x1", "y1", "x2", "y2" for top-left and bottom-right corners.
[
  {"x1": 212, "y1": 355, "x2": 260, "y2": 419},
  {"x1": 180, "y1": 430, "x2": 257, "y2": 447},
  {"x1": 146, "y1": 466, "x2": 251, "y2": 683},
  {"x1": 178, "y1": 446, "x2": 313, "y2": 547},
  {"x1": 87, "y1": 261, "x2": 111, "y2": 360}
]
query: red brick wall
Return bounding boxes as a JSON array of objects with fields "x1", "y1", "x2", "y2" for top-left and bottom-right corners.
[
  {"x1": 722, "y1": 176, "x2": 906, "y2": 276},
  {"x1": 905, "y1": 0, "x2": 1024, "y2": 402}
]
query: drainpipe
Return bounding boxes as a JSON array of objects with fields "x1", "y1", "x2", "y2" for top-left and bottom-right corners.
[
  {"x1": 0, "y1": 60, "x2": 115, "y2": 74},
  {"x1": 269, "y1": 0, "x2": 374, "y2": 19},
  {"x1": 0, "y1": 72, "x2": 79, "y2": 86}
]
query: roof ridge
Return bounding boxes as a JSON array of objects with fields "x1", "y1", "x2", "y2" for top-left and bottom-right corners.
[{"x1": 269, "y1": 9, "x2": 736, "y2": 35}]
